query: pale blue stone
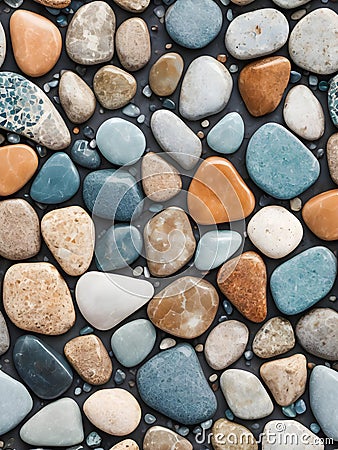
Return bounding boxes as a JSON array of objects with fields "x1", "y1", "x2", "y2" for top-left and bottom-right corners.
[
  {"x1": 246, "y1": 123, "x2": 320, "y2": 199},
  {"x1": 282, "y1": 404, "x2": 296, "y2": 418},
  {"x1": 71, "y1": 140, "x2": 101, "y2": 169},
  {"x1": 270, "y1": 246, "x2": 337, "y2": 315},
  {"x1": 96, "y1": 118, "x2": 146, "y2": 166},
  {"x1": 111, "y1": 319, "x2": 156, "y2": 368},
  {"x1": 165, "y1": 0, "x2": 222, "y2": 49},
  {"x1": 207, "y1": 112, "x2": 244, "y2": 154},
  {"x1": 310, "y1": 365, "x2": 338, "y2": 441},
  {"x1": 194, "y1": 230, "x2": 242, "y2": 271}
]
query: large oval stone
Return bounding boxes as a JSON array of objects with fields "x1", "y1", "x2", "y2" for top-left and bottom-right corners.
[
  {"x1": 262, "y1": 420, "x2": 323, "y2": 450},
  {"x1": 0, "y1": 21, "x2": 6, "y2": 68},
  {"x1": 143, "y1": 426, "x2": 193, "y2": 450},
  {"x1": 0, "y1": 311, "x2": 10, "y2": 356},
  {"x1": 207, "y1": 112, "x2": 244, "y2": 155},
  {"x1": 302, "y1": 190, "x2": 338, "y2": 241},
  {"x1": 327, "y1": 133, "x2": 338, "y2": 184},
  {"x1": 212, "y1": 419, "x2": 258, "y2": 450},
  {"x1": 112, "y1": 0, "x2": 149, "y2": 12},
  {"x1": 272, "y1": 0, "x2": 310, "y2": 7},
  {"x1": 328, "y1": 74, "x2": 338, "y2": 127},
  {"x1": 149, "y1": 52, "x2": 184, "y2": 97},
  {"x1": 34, "y1": 0, "x2": 70, "y2": 7},
  {"x1": 252, "y1": 317, "x2": 295, "y2": 359}
]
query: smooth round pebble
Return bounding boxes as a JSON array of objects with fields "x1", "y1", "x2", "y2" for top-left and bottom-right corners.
[
  {"x1": 253, "y1": 317, "x2": 295, "y2": 358},
  {"x1": 149, "y1": 52, "x2": 184, "y2": 97},
  {"x1": 211, "y1": 419, "x2": 258, "y2": 450},
  {"x1": 207, "y1": 112, "x2": 244, "y2": 154},
  {"x1": 109, "y1": 440, "x2": 139, "y2": 450}
]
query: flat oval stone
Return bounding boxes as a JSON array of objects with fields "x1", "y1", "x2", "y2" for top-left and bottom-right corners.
[
  {"x1": 96, "y1": 118, "x2": 145, "y2": 166},
  {"x1": 10, "y1": 10, "x2": 61, "y2": 77},
  {"x1": 231, "y1": 0, "x2": 255, "y2": 4},
  {"x1": 83, "y1": 388, "x2": 141, "y2": 436},
  {"x1": 296, "y1": 308, "x2": 338, "y2": 361},
  {"x1": 111, "y1": 319, "x2": 156, "y2": 367},
  {"x1": 34, "y1": 0, "x2": 70, "y2": 7},
  {"x1": 112, "y1": 0, "x2": 149, "y2": 12},
  {"x1": 71, "y1": 140, "x2": 101, "y2": 169},
  {"x1": 194, "y1": 230, "x2": 242, "y2": 271},
  {"x1": 207, "y1": 112, "x2": 244, "y2": 154},
  {"x1": 83, "y1": 169, "x2": 143, "y2": 221},
  {"x1": 66, "y1": 1, "x2": 115, "y2": 65},
  {"x1": 64, "y1": 335, "x2": 112, "y2": 385},
  {"x1": 151, "y1": 109, "x2": 202, "y2": 170},
  {"x1": 221, "y1": 369, "x2": 274, "y2": 420},
  {"x1": 143, "y1": 426, "x2": 192, "y2": 450},
  {"x1": 212, "y1": 419, "x2": 258, "y2": 450},
  {"x1": 204, "y1": 320, "x2": 249, "y2": 371},
  {"x1": 270, "y1": 246, "x2": 337, "y2": 315},
  {"x1": 327, "y1": 133, "x2": 338, "y2": 184},
  {"x1": 93, "y1": 65, "x2": 137, "y2": 110},
  {"x1": 239, "y1": 56, "x2": 291, "y2": 117},
  {"x1": 247, "y1": 206, "x2": 303, "y2": 259},
  {"x1": 149, "y1": 52, "x2": 184, "y2": 97},
  {"x1": 225, "y1": 9, "x2": 289, "y2": 60},
  {"x1": 30, "y1": 153, "x2": 80, "y2": 204},
  {"x1": 137, "y1": 344, "x2": 217, "y2": 425},
  {"x1": 148, "y1": 277, "x2": 219, "y2": 339},
  {"x1": 179, "y1": 56, "x2": 233, "y2": 120},
  {"x1": 0, "y1": 22, "x2": 6, "y2": 68},
  {"x1": 76, "y1": 272, "x2": 154, "y2": 331},
  {"x1": 3, "y1": 262, "x2": 76, "y2": 335},
  {"x1": 116, "y1": 18, "x2": 151, "y2": 72},
  {"x1": 217, "y1": 251, "x2": 267, "y2": 323},
  {"x1": 0, "y1": 72, "x2": 71, "y2": 150},
  {"x1": 13, "y1": 335, "x2": 73, "y2": 399},
  {"x1": 289, "y1": 8, "x2": 338, "y2": 75},
  {"x1": 20, "y1": 398, "x2": 84, "y2": 447},
  {"x1": 0, "y1": 370, "x2": 33, "y2": 435},
  {"x1": 188, "y1": 156, "x2": 256, "y2": 224},
  {"x1": 283, "y1": 85, "x2": 325, "y2": 141},
  {"x1": 0, "y1": 311, "x2": 10, "y2": 356},
  {"x1": 41, "y1": 206, "x2": 94, "y2": 276},
  {"x1": 0, "y1": 199, "x2": 40, "y2": 260},
  {"x1": 272, "y1": 0, "x2": 310, "y2": 7},
  {"x1": 165, "y1": 0, "x2": 222, "y2": 49},
  {"x1": 302, "y1": 190, "x2": 338, "y2": 241},
  {"x1": 262, "y1": 420, "x2": 324, "y2": 450},
  {"x1": 328, "y1": 74, "x2": 338, "y2": 127},
  {"x1": 253, "y1": 317, "x2": 295, "y2": 359},
  {"x1": 246, "y1": 123, "x2": 320, "y2": 199},
  {"x1": 144, "y1": 207, "x2": 196, "y2": 277},
  {"x1": 110, "y1": 440, "x2": 139, "y2": 450}
]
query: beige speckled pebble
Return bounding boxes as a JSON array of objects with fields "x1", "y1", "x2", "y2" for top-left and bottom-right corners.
[
  {"x1": 211, "y1": 419, "x2": 258, "y2": 450},
  {"x1": 112, "y1": 0, "x2": 149, "y2": 12},
  {"x1": 143, "y1": 426, "x2": 193, "y2": 450},
  {"x1": 3, "y1": 262, "x2": 75, "y2": 335},
  {"x1": 109, "y1": 440, "x2": 139, "y2": 450},
  {"x1": 327, "y1": 133, "x2": 338, "y2": 185},
  {"x1": 253, "y1": 317, "x2": 295, "y2": 358}
]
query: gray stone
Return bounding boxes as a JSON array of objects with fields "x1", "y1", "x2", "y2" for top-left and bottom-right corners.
[
  {"x1": 0, "y1": 311, "x2": 9, "y2": 355},
  {"x1": 0, "y1": 22, "x2": 6, "y2": 68},
  {"x1": 253, "y1": 317, "x2": 295, "y2": 358},
  {"x1": 262, "y1": 421, "x2": 324, "y2": 450}
]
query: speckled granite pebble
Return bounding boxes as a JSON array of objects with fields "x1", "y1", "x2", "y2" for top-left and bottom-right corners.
[
  {"x1": 143, "y1": 426, "x2": 193, "y2": 450},
  {"x1": 112, "y1": 0, "x2": 149, "y2": 12},
  {"x1": 212, "y1": 419, "x2": 258, "y2": 450},
  {"x1": 327, "y1": 133, "x2": 338, "y2": 184},
  {"x1": 0, "y1": 311, "x2": 10, "y2": 356},
  {"x1": 253, "y1": 317, "x2": 295, "y2": 358}
]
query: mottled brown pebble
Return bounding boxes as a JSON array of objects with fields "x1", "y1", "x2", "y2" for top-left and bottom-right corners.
[
  {"x1": 143, "y1": 426, "x2": 193, "y2": 450},
  {"x1": 149, "y1": 52, "x2": 184, "y2": 96},
  {"x1": 252, "y1": 317, "x2": 295, "y2": 358},
  {"x1": 109, "y1": 440, "x2": 139, "y2": 450},
  {"x1": 112, "y1": 0, "x2": 149, "y2": 12},
  {"x1": 211, "y1": 418, "x2": 258, "y2": 450}
]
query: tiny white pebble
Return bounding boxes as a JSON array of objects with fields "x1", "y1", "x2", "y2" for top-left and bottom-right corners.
[
  {"x1": 290, "y1": 197, "x2": 302, "y2": 212},
  {"x1": 209, "y1": 373, "x2": 218, "y2": 382},
  {"x1": 201, "y1": 120, "x2": 209, "y2": 128}
]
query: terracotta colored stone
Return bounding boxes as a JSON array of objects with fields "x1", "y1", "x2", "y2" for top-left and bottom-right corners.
[
  {"x1": 188, "y1": 156, "x2": 255, "y2": 224},
  {"x1": 112, "y1": 0, "x2": 149, "y2": 12},
  {"x1": 147, "y1": 277, "x2": 219, "y2": 339},
  {"x1": 149, "y1": 52, "x2": 184, "y2": 96},
  {"x1": 34, "y1": 0, "x2": 70, "y2": 7},
  {"x1": 143, "y1": 426, "x2": 193, "y2": 450},
  {"x1": 0, "y1": 144, "x2": 38, "y2": 196},
  {"x1": 217, "y1": 251, "x2": 267, "y2": 323},
  {"x1": 10, "y1": 10, "x2": 62, "y2": 77},
  {"x1": 64, "y1": 335, "x2": 112, "y2": 385},
  {"x1": 238, "y1": 56, "x2": 291, "y2": 117},
  {"x1": 327, "y1": 133, "x2": 338, "y2": 185},
  {"x1": 110, "y1": 440, "x2": 139, "y2": 450},
  {"x1": 302, "y1": 190, "x2": 338, "y2": 241}
]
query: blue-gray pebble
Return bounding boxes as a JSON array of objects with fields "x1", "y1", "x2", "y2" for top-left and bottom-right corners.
[
  {"x1": 71, "y1": 140, "x2": 101, "y2": 169},
  {"x1": 207, "y1": 112, "x2": 244, "y2": 154}
]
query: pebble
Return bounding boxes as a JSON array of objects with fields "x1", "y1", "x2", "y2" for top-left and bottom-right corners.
[
  {"x1": 137, "y1": 344, "x2": 217, "y2": 425},
  {"x1": 20, "y1": 398, "x2": 84, "y2": 446},
  {"x1": 211, "y1": 419, "x2": 258, "y2": 450},
  {"x1": 247, "y1": 206, "x2": 303, "y2": 259},
  {"x1": 221, "y1": 369, "x2": 274, "y2": 420},
  {"x1": 149, "y1": 52, "x2": 184, "y2": 97},
  {"x1": 86, "y1": 431, "x2": 102, "y2": 448},
  {"x1": 34, "y1": 0, "x2": 70, "y2": 7},
  {"x1": 252, "y1": 317, "x2": 295, "y2": 358},
  {"x1": 3, "y1": 262, "x2": 76, "y2": 335},
  {"x1": 0, "y1": 22, "x2": 6, "y2": 68},
  {"x1": 328, "y1": 74, "x2": 338, "y2": 127},
  {"x1": 290, "y1": 197, "x2": 302, "y2": 211},
  {"x1": 111, "y1": 319, "x2": 156, "y2": 367},
  {"x1": 71, "y1": 140, "x2": 100, "y2": 169},
  {"x1": 207, "y1": 112, "x2": 244, "y2": 154},
  {"x1": 116, "y1": 18, "x2": 151, "y2": 72},
  {"x1": 165, "y1": 0, "x2": 222, "y2": 49},
  {"x1": 59, "y1": 71, "x2": 96, "y2": 124},
  {"x1": 0, "y1": 199, "x2": 40, "y2": 260},
  {"x1": 295, "y1": 399, "x2": 307, "y2": 414},
  {"x1": 204, "y1": 320, "x2": 249, "y2": 370},
  {"x1": 10, "y1": 10, "x2": 61, "y2": 77},
  {"x1": 112, "y1": 0, "x2": 149, "y2": 12},
  {"x1": 64, "y1": 335, "x2": 112, "y2": 385},
  {"x1": 148, "y1": 276, "x2": 219, "y2": 339},
  {"x1": 160, "y1": 338, "x2": 176, "y2": 350},
  {"x1": 296, "y1": 308, "x2": 338, "y2": 361},
  {"x1": 109, "y1": 440, "x2": 139, "y2": 450},
  {"x1": 75, "y1": 272, "x2": 154, "y2": 330},
  {"x1": 217, "y1": 252, "x2": 267, "y2": 323},
  {"x1": 143, "y1": 426, "x2": 192, "y2": 450},
  {"x1": 239, "y1": 56, "x2": 291, "y2": 117},
  {"x1": 114, "y1": 369, "x2": 126, "y2": 385},
  {"x1": 144, "y1": 207, "x2": 196, "y2": 277},
  {"x1": 302, "y1": 190, "x2": 338, "y2": 241},
  {"x1": 246, "y1": 123, "x2": 320, "y2": 199},
  {"x1": 273, "y1": 0, "x2": 310, "y2": 6},
  {"x1": 179, "y1": 56, "x2": 233, "y2": 121},
  {"x1": 0, "y1": 312, "x2": 9, "y2": 356},
  {"x1": 225, "y1": 9, "x2": 289, "y2": 60},
  {"x1": 288, "y1": 8, "x2": 338, "y2": 74},
  {"x1": 262, "y1": 420, "x2": 324, "y2": 450},
  {"x1": 83, "y1": 388, "x2": 141, "y2": 436},
  {"x1": 66, "y1": 1, "x2": 115, "y2": 65},
  {"x1": 270, "y1": 246, "x2": 337, "y2": 315},
  {"x1": 327, "y1": 134, "x2": 338, "y2": 183}
]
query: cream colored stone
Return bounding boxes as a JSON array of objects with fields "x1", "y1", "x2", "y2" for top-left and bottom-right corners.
[
  {"x1": 253, "y1": 317, "x2": 295, "y2": 358},
  {"x1": 110, "y1": 440, "x2": 139, "y2": 450},
  {"x1": 327, "y1": 133, "x2": 338, "y2": 185},
  {"x1": 212, "y1": 419, "x2": 258, "y2": 450},
  {"x1": 112, "y1": 0, "x2": 149, "y2": 12},
  {"x1": 0, "y1": 22, "x2": 6, "y2": 68},
  {"x1": 262, "y1": 420, "x2": 324, "y2": 450},
  {"x1": 143, "y1": 426, "x2": 193, "y2": 450}
]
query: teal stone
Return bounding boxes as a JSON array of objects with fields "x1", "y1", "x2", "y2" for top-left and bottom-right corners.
[
  {"x1": 83, "y1": 169, "x2": 143, "y2": 221},
  {"x1": 137, "y1": 343, "x2": 217, "y2": 425},
  {"x1": 165, "y1": 0, "x2": 222, "y2": 49},
  {"x1": 246, "y1": 123, "x2": 320, "y2": 199},
  {"x1": 111, "y1": 319, "x2": 156, "y2": 368},
  {"x1": 207, "y1": 112, "x2": 244, "y2": 154},
  {"x1": 71, "y1": 140, "x2": 101, "y2": 169},
  {"x1": 95, "y1": 224, "x2": 143, "y2": 271},
  {"x1": 194, "y1": 230, "x2": 242, "y2": 271},
  {"x1": 310, "y1": 365, "x2": 338, "y2": 441},
  {"x1": 270, "y1": 246, "x2": 337, "y2": 315},
  {"x1": 30, "y1": 153, "x2": 80, "y2": 204},
  {"x1": 282, "y1": 404, "x2": 297, "y2": 418},
  {"x1": 96, "y1": 118, "x2": 146, "y2": 166},
  {"x1": 328, "y1": 74, "x2": 338, "y2": 127},
  {"x1": 13, "y1": 335, "x2": 73, "y2": 400}
]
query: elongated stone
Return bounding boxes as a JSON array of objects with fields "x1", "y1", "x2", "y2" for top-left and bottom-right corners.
[
  {"x1": 262, "y1": 421, "x2": 324, "y2": 450},
  {"x1": 302, "y1": 190, "x2": 338, "y2": 241},
  {"x1": 253, "y1": 317, "x2": 295, "y2": 359},
  {"x1": 0, "y1": 312, "x2": 9, "y2": 356},
  {"x1": 327, "y1": 133, "x2": 338, "y2": 184},
  {"x1": 149, "y1": 53, "x2": 184, "y2": 97},
  {"x1": 0, "y1": 22, "x2": 6, "y2": 68},
  {"x1": 212, "y1": 419, "x2": 258, "y2": 450},
  {"x1": 143, "y1": 426, "x2": 193, "y2": 450},
  {"x1": 207, "y1": 112, "x2": 244, "y2": 155},
  {"x1": 328, "y1": 74, "x2": 338, "y2": 127},
  {"x1": 112, "y1": 0, "x2": 149, "y2": 12},
  {"x1": 34, "y1": 0, "x2": 70, "y2": 7}
]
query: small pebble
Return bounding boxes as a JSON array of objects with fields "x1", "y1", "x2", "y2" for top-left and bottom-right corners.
[
  {"x1": 82, "y1": 383, "x2": 92, "y2": 393},
  {"x1": 122, "y1": 104, "x2": 140, "y2": 118},
  {"x1": 225, "y1": 409, "x2": 234, "y2": 421},
  {"x1": 177, "y1": 427, "x2": 189, "y2": 437},
  {"x1": 195, "y1": 344, "x2": 204, "y2": 353},
  {"x1": 201, "y1": 120, "x2": 209, "y2": 128},
  {"x1": 144, "y1": 413, "x2": 156, "y2": 425},
  {"x1": 162, "y1": 98, "x2": 176, "y2": 110},
  {"x1": 132, "y1": 266, "x2": 143, "y2": 277},
  {"x1": 290, "y1": 70, "x2": 302, "y2": 83},
  {"x1": 310, "y1": 423, "x2": 321, "y2": 434},
  {"x1": 295, "y1": 399, "x2": 307, "y2": 414},
  {"x1": 282, "y1": 404, "x2": 297, "y2": 418},
  {"x1": 222, "y1": 300, "x2": 233, "y2": 315},
  {"x1": 290, "y1": 197, "x2": 302, "y2": 211},
  {"x1": 217, "y1": 54, "x2": 227, "y2": 63},
  {"x1": 142, "y1": 85, "x2": 152, "y2": 98},
  {"x1": 114, "y1": 369, "x2": 126, "y2": 385},
  {"x1": 160, "y1": 338, "x2": 176, "y2": 350},
  {"x1": 86, "y1": 431, "x2": 101, "y2": 448},
  {"x1": 74, "y1": 387, "x2": 82, "y2": 396},
  {"x1": 291, "y1": 9, "x2": 306, "y2": 20},
  {"x1": 79, "y1": 326, "x2": 94, "y2": 336},
  {"x1": 209, "y1": 374, "x2": 218, "y2": 383}
]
